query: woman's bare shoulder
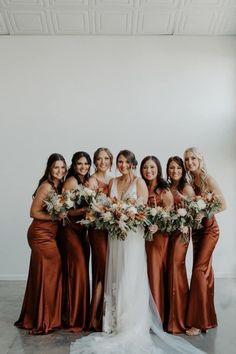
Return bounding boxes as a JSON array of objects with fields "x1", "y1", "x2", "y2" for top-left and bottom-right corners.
[{"x1": 63, "y1": 176, "x2": 78, "y2": 190}]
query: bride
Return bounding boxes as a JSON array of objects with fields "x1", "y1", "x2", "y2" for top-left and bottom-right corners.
[{"x1": 71, "y1": 150, "x2": 205, "y2": 354}]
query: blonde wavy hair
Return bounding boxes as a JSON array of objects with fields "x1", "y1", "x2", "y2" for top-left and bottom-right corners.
[{"x1": 184, "y1": 147, "x2": 209, "y2": 194}]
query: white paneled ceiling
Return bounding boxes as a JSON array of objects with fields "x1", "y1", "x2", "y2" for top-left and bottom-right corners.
[{"x1": 0, "y1": 0, "x2": 235, "y2": 35}]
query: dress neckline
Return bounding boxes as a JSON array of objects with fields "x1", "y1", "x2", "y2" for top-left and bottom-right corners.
[{"x1": 115, "y1": 177, "x2": 138, "y2": 200}]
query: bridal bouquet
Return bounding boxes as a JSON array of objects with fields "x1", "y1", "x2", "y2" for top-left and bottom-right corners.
[
  {"x1": 44, "y1": 190, "x2": 75, "y2": 221},
  {"x1": 81, "y1": 196, "x2": 149, "y2": 241},
  {"x1": 144, "y1": 206, "x2": 171, "y2": 241},
  {"x1": 103, "y1": 197, "x2": 149, "y2": 240}
]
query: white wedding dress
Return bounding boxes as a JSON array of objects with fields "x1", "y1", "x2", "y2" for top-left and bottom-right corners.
[{"x1": 70, "y1": 178, "x2": 206, "y2": 354}]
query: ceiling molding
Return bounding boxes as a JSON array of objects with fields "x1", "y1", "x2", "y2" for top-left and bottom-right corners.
[{"x1": 0, "y1": 0, "x2": 235, "y2": 35}]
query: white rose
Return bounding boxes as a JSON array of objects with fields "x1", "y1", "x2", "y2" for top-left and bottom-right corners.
[
  {"x1": 120, "y1": 214, "x2": 128, "y2": 221},
  {"x1": 127, "y1": 206, "x2": 137, "y2": 214},
  {"x1": 96, "y1": 194, "x2": 109, "y2": 205},
  {"x1": 55, "y1": 205, "x2": 61, "y2": 212},
  {"x1": 196, "y1": 199, "x2": 206, "y2": 210},
  {"x1": 177, "y1": 208, "x2": 187, "y2": 217},
  {"x1": 161, "y1": 211, "x2": 169, "y2": 218},
  {"x1": 65, "y1": 199, "x2": 74, "y2": 209},
  {"x1": 121, "y1": 202, "x2": 128, "y2": 210},
  {"x1": 180, "y1": 226, "x2": 189, "y2": 235},
  {"x1": 150, "y1": 208, "x2": 157, "y2": 217},
  {"x1": 103, "y1": 212, "x2": 113, "y2": 222},
  {"x1": 56, "y1": 200, "x2": 63, "y2": 208}
]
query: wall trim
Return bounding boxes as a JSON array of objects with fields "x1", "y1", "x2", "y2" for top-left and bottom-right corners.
[{"x1": 0, "y1": 273, "x2": 236, "y2": 281}]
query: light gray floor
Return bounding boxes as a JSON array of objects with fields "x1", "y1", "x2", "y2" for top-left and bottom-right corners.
[{"x1": 0, "y1": 279, "x2": 236, "y2": 354}]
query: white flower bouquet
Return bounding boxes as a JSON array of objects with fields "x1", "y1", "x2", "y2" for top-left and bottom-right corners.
[
  {"x1": 44, "y1": 190, "x2": 75, "y2": 221},
  {"x1": 73, "y1": 185, "x2": 97, "y2": 207},
  {"x1": 81, "y1": 196, "x2": 149, "y2": 241},
  {"x1": 169, "y1": 202, "x2": 195, "y2": 242},
  {"x1": 174, "y1": 194, "x2": 222, "y2": 232},
  {"x1": 144, "y1": 206, "x2": 171, "y2": 241}
]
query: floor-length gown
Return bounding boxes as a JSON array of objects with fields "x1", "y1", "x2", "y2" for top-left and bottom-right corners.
[
  {"x1": 166, "y1": 191, "x2": 189, "y2": 333},
  {"x1": 70, "y1": 178, "x2": 206, "y2": 354},
  {"x1": 186, "y1": 187, "x2": 219, "y2": 330},
  {"x1": 145, "y1": 189, "x2": 169, "y2": 323},
  {"x1": 88, "y1": 179, "x2": 109, "y2": 331},
  {"x1": 60, "y1": 217, "x2": 90, "y2": 332},
  {"x1": 15, "y1": 220, "x2": 62, "y2": 334}
]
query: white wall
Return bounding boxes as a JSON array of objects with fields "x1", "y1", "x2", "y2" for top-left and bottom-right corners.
[{"x1": 0, "y1": 36, "x2": 235, "y2": 279}]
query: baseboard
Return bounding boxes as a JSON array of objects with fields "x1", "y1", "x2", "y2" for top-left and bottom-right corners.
[
  {"x1": 0, "y1": 274, "x2": 27, "y2": 281},
  {"x1": 214, "y1": 272, "x2": 236, "y2": 279},
  {"x1": 0, "y1": 273, "x2": 236, "y2": 281}
]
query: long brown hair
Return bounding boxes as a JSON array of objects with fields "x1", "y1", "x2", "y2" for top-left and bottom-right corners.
[
  {"x1": 33, "y1": 153, "x2": 67, "y2": 197},
  {"x1": 166, "y1": 156, "x2": 188, "y2": 192},
  {"x1": 66, "y1": 151, "x2": 92, "y2": 185},
  {"x1": 140, "y1": 155, "x2": 168, "y2": 191},
  {"x1": 116, "y1": 150, "x2": 138, "y2": 169}
]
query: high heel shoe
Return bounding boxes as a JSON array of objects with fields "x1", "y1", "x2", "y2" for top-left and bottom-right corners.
[{"x1": 186, "y1": 327, "x2": 201, "y2": 336}]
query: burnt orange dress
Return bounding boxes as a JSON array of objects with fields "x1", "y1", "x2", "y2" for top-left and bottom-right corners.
[
  {"x1": 88, "y1": 179, "x2": 109, "y2": 331},
  {"x1": 166, "y1": 190, "x2": 189, "y2": 333},
  {"x1": 15, "y1": 220, "x2": 62, "y2": 334},
  {"x1": 186, "y1": 187, "x2": 219, "y2": 330},
  {"x1": 60, "y1": 214, "x2": 90, "y2": 332},
  {"x1": 145, "y1": 189, "x2": 169, "y2": 324}
]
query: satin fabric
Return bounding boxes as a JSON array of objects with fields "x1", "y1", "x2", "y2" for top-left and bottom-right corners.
[
  {"x1": 145, "y1": 190, "x2": 169, "y2": 323},
  {"x1": 60, "y1": 221, "x2": 90, "y2": 332},
  {"x1": 88, "y1": 229, "x2": 108, "y2": 331},
  {"x1": 166, "y1": 232, "x2": 189, "y2": 333},
  {"x1": 15, "y1": 219, "x2": 62, "y2": 334},
  {"x1": 88, "y1": 179, "x2": 109, "y2": 331},
  {"x1": 186, "y1": 216, "x2": 219, "y2": 330},
  {"x1": 166, "y1": 191, "x2": 189, "y2": 333}
]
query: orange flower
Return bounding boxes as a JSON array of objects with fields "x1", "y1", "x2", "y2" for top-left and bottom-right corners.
[{"x1": 135, "y1": 212, "x2": 146, "y2": 220}]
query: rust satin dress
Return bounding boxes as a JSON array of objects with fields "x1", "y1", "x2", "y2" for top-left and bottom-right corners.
[
  {"x1": 88, "y1": 179, "x2": 109, "y2": 331},
  {"x1": 15, "y1": 219, "x2": 62, "y2": 334},
  {"x1": 166, "y1": 191, "x2": 189, "y2": 333},
  {"x1": 145, "y1": 189, "x2": 169, "y2": 324},
  {"x1": 186, "y1": 187, "x2": 219, "y2": 330},
  {"x1": 60, "y1": 213, "x2": 90, "y2": 332}
]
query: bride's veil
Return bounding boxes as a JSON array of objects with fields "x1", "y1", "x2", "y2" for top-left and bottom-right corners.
[{"x1": 148, "y1": 291, "x2": 206, "y2": 354}]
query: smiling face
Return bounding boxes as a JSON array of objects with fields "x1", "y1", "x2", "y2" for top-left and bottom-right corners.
[
  {"x1": 141, "y1": 159, "x2": 158, "y2": 182},
  {"x1": 50, "y1": 160, "x2": 66, "y2": 181},
  {"x1": 117, "y1": 154, "x2": 131, "y2": 175},
  {"x1": 168, "y1": 160, "x2": 183, "y2": 182},
  {"x1": 74, "y1": 156, "x2": 90, "y2": 179},
  {"x1": 95, "y1": 150, "x2": 111, "y2": 173},
  {"x1": 184, "y1": 151, "x2": 200, "y2": 174}
]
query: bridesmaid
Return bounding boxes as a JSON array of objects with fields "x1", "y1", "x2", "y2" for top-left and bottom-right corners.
[
  {"x1": 87, "y1": 147, "x2": 113, "y2": 331},
  {"x1": 140, "y1": 156, "x2": 173, "y2": 324},
  {"x1": 184, "y1": 147, "x2": 226, "y2": 335},
  {"x1": 15, "y1": 153, "x2": 67, "y2": 334},
  {"x1": 61, "y1": 151, "x2": 91, "y2": 332},
  {"x1": 165, "y1": 156, "x2": 195, "y2": 334}
]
